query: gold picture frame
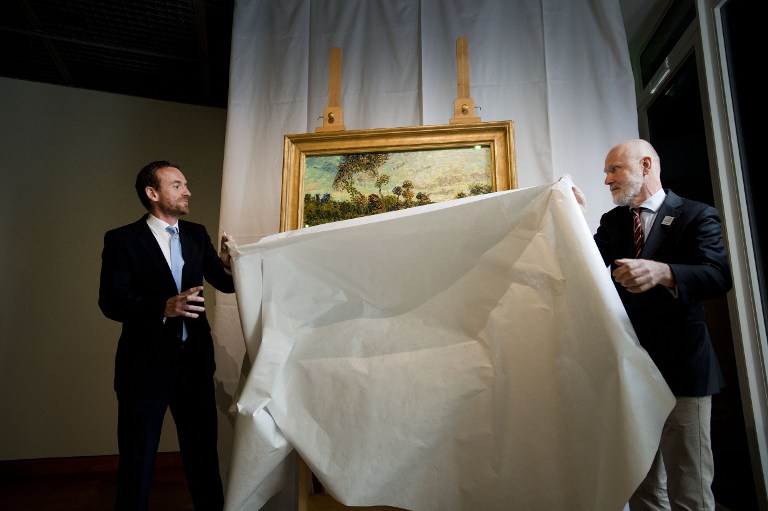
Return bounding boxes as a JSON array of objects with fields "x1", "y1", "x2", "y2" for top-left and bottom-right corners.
[{"x1": 280, "y1": 120, "x2": 516, "y2": 232}]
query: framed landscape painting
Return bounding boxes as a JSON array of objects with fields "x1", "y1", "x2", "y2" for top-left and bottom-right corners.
[{"x1": 279, "y1": 121, "x2": 516, "y2": 231}]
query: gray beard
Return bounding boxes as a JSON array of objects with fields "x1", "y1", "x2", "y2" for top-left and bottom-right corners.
[{"x1": 612, "y1": 174, "x2": 643, "y2": 206}]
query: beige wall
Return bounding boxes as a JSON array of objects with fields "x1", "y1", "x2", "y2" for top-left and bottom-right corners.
[{"x1": 0, "y1": 77, "x2": 228, "y2": 460}]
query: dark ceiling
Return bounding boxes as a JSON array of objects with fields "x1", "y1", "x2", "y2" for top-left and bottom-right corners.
[{"x1": 0, "y1": 0, "x2": 234, "y2": 108}]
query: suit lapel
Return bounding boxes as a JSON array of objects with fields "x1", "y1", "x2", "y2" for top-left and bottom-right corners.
[
  {"x1": 177, "y1": 221, "x2": 197, "y2": 291},
  {"x1": 178, "y1": 224, "x2": 189, "y2": 290},
  {"x1": 134, "y1": 218, "x2": 178, "y2": 289},
  {"x1": 623, "y1": 208, "x2": 636, "y2": 257},
  {"x1": 643, "y1": 191, "x2": 683, "y2": 256}
]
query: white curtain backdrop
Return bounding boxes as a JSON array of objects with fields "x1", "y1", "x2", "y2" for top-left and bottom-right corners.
[{"x1": 212, "y1": 1, "x2": 639, "y2": 509}]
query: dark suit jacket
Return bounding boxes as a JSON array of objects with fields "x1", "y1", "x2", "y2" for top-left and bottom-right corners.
[
  {"x1": 594, "y1": 190, "x2": 732, "y2": 396},
  {"x1": 99, "y1": 215, "x2": 235, "y2": 395}
]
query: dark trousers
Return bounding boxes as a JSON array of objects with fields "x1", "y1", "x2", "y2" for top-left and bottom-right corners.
[{"x1": 115, "y1": 341, "x2": 223, "y2": 511}]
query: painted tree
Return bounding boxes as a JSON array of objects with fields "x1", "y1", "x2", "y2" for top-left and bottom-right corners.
[
  {"x1": 374, "y1": 173, "x2": 391, "y2": 212},
  {"x1": 391, "y1": 185, "x2": 403, "y2": 209},
  {"x1": 332, "y1": 153, "x2": 389, "y2": 204},
  {"x1": 401, "y1": 180, "x2": 415, "y2": 207}
]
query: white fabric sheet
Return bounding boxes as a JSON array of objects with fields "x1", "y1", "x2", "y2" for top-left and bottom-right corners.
[{"x1": 224, "y1": 177, "x2": 674, "y2": 511}]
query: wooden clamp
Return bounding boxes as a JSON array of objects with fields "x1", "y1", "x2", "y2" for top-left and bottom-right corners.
[
  {"x1": 316, "y1": 47, "x2": 346, "y2": 132},
  {"x1": 450, "y1": 37, "x2": 481, "y2": 124}
]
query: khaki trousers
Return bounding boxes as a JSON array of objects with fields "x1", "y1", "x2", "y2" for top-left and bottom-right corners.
[{"x1": 629, "y1": 396, "x2": 715, "y2": 511}]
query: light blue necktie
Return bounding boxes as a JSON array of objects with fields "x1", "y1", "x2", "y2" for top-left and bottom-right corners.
[{"x1": 166, "y1": 226, "x2": 187, "y2": 340}]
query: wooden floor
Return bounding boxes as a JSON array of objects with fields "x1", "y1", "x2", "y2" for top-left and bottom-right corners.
[
  {"x1": 0, "y1": 453, "x2": 749, "y2": 511},
  {"x1": 0, "y1": 453, "x2": 194, "y2": 511}
]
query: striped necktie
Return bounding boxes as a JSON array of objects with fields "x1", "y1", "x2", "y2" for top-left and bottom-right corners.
[{"x1": 632, "y1": 207, "x2": 644, "y2": 259}]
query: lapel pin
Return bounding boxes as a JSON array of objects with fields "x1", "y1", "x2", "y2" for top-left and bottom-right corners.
[{"x1": 661, "y1": 216, "x2": 674, "y2": 226}]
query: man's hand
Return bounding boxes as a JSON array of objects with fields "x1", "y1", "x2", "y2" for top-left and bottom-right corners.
[
  {"x1": 165, "y1": 286, "x2": 205, "y2": 318},
  {"x1": 612, "y1": 258, "x2": 676, "y2": 293},
  {"x1": 219, "y1": 232, "x2": 232, "y2": 269},
  {"x1": 572, "y1": 186, "x2": 586, "y2": 214}
]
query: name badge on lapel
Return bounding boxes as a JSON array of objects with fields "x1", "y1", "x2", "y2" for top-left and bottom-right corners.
[{"x1": 661, "y1": 216, "x2": 674, "y2": 226}]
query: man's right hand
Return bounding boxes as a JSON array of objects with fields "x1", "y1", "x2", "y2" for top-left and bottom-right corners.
[
  {"x1": 165, "y1": 286, "x2": 205, "y2": 318},
  {"x1": 572, "y1": 186, "x2": 587, "y2": 211}
]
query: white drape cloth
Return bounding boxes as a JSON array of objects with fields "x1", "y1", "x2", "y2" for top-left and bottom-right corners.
[
  {"x1": 214, "y1": 1, "x2": 642, "y2": 508},
  {"x1": 223, "y1": 177, "x2": 674, "y2": 511}
]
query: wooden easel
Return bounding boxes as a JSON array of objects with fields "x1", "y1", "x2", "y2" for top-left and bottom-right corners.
[
  {"x1": 316, "y1": 37, "x2": 480, "y2": 131},
  {"x1": 298, "y1": 456, "x2": 401, "y2": 511},
  {"x1": 300, "y1": 37, "x2": 480, "y2": 511},
  {"x1": 450, "y1": 36, "x2": 481, "y2": 124},
  {"x1": 316, "y1": 47, "x2": 346, "y2": 132}
]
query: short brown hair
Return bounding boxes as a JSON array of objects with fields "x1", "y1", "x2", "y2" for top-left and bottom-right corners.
[{"x1": 134, "y1": 160, "x2": 180, "y2": 210}]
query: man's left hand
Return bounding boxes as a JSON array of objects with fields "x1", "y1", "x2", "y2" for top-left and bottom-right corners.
[{"x1": 613, "y1": 258, "x2": 676, "y2": 293}]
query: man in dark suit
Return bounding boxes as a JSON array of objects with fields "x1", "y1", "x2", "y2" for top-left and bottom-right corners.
[
  {"x1": 99, "y1": 161, "x2": 235, "y2": 510},
  {"x1": 575, "y1": 139, "x2": 732, "y2": 510}
]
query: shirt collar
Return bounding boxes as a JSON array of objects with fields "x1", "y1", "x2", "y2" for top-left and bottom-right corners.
[
  {"x1": 637, "y1": 189, "x2": 666, "y2": 213},
  {"x1": 146, "y1": 213, "x2": 178, "y2": 234}
]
